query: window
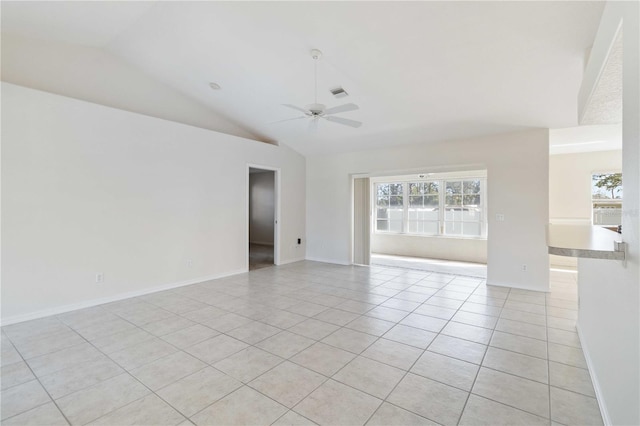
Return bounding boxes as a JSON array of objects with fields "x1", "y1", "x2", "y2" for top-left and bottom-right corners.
[
  {"x1": 408, "y1": 182, "x2": 440, "y2": 235},
  {"x1": 374, "y1": 176, "x2": 486, "y2": 237},
  {"x1": 376, "y1": 183, "x2": 403, "y2": 232},
  {"x1": 592, "y1": 172, "x2": 622, "y2": 226},
  {"x1": 445, "y1": 179, "x2": 482, "y2": 236}
]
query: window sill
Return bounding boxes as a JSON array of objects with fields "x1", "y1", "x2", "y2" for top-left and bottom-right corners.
[{"x1": 374, "y1": 232, "x2": 487, "y2": 241}]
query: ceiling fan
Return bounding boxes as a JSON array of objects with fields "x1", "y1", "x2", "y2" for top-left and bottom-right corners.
[{"x1": 277, "y1": 49, "x2": 362, "y2": 132}]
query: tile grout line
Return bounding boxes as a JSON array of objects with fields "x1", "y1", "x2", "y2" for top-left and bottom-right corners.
[
  {"x1": 2, "y1": 264, "x2": 591, "y2": 425},
  {"x1": 361, "y1": 275, "x2": 482, "y2": 425},
  {"x1": 1, "y1": 332, "x2": 74, "y2": 426},
  {"x1": 47, "y1": 316, "x2": 209, "y2": 425},
  {"x1": 455, "y1": 285, "x2": 509, "y2": 425}
]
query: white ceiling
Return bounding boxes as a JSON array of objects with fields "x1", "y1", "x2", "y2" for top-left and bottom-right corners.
[
  {"x1": 1, "y1": 1, "x2": 605, "y2": 156},
  {"x1": 550, "y1": 124, "x2": 622, "y2": 155}
]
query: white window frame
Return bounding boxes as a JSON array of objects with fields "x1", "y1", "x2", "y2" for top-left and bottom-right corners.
[{"x1": 374, "y1": 177, "x2": 487, "y2": 239}]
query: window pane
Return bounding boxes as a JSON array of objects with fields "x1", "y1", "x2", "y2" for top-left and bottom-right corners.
[
  {"x1": 390, "y1": 195, "x2": 403, "y2": 207},
  {"x1": 376, "y1": 184, "x2": 389, "y2": 207},
  {"x1": 592, "y1": 173, "x2": 622, "y2": 226},
  {"x1": 445, "y1": 195, "x2": 462, "y2": 206},
  {"x1": 463, "y1": 222, "x2": 481, "y2": 236},
  {"x1": 445, "y1": 207, "x2": 463, "y2": 221},
  {"x1": 409, "y1": 196, "x2": 423, "y2": 207},
  {"x1": 463, "y1": 208, "x2": 480, "y2": 221},
  {"x1": 424, "y1": 195, "x2": 439, "y2": 208},
  {"x1": 445, "y1": 221, "x2": 462, "y2": 235},
  {"x1": 408, "y1": 221, "x2": 438, "y2": 235},
  {"x1": 423, "y1": 221, "x2": 439, "y2": 235},
  {"x1": 377, "y1": 208, "x2": 388, "y2": 219},
  {"x1": 389, "y1": 208, "x2": 404, "y2": 220},
  {"x1": 425, "y1": 181, "x2": 439, "y2": 194},
  {"x1": 376, "y1": 220, "x2": 388, "y2": 231},
  {"x1": 446, "y1": 181, "x2": 462, "y2": 195},
  {"x1": 423, "y1": 209, "x2": 439, "y2": 220},
  {"x1": 409, "y1": 183, "x2": 422, "y2": 195},
  {"x1": 592, "y1": 173, "x2": 622, "y2": 199},
  {"x1": 390, "y1": 220, "x2": 403, "y2": 233},
  {"x1": 463, "y1": 194, "x2": 480, "y2": 206},
  {"x1": 389, "y1": 183, "x2": 403, "y2": 195},
  {"x1": 463, "y1": 180, "x2": 481, "y2": 194}
]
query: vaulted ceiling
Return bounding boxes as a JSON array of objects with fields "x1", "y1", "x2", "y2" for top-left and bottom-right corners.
[{"x1": 1, "y1": 1, "x2": 605, "y2": 156}]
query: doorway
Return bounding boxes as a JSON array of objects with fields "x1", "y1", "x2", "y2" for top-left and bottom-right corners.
[
  {"x1": 248, "y1": 167, "x2": 277, "y2": 270},
  {"x1": 352, "y1": 169, "x2": 489, "y2": 277}
]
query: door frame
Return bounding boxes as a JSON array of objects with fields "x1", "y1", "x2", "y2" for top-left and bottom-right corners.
[{"x1": 247, "y1": 164, "x2": 281, "y2": 269}]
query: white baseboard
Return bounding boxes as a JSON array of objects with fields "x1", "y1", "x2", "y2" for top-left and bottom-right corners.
[
  {"x1": 0, "y1": 269, "x2": 247, "y2": 326},
  {"x1": 485, "y1": 280, "x2": 550, "y2": 293},
  {"x1": 277, "y1": 257, "x2": 306, "y2": 266},
  {"x1": 305, "y1": 256, "x2": 351, "y2": 266},
  {"x1": 576, "y1": 324, "x2": 612, "y2": 426}
]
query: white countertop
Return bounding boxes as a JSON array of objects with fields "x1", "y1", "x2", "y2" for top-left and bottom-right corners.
[{"x1": 547, "y1": 224, "x2": 625, "y2": 260}]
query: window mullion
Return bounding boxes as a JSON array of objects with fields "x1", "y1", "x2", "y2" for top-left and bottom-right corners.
[
  {"x1": 403, "y1": 182, "x2": 409, "y2": 233},
  {"x1": 438, "y1": 180, "x2": 445, "y2": 235}
]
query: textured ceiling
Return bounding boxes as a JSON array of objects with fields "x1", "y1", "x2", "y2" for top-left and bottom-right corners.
[
  {"x1": 580, "y1": 29, "x2": 623, "y2": 125},
  {"x1": 1, "y1": 1, "x2": 606, "y2": 156}
]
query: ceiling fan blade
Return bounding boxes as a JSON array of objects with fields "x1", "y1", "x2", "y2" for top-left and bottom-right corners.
[
  {"x1": 282, "y1": 104, "x2": 310, "y2": 115},
  {"x1": 324, "y1": 115, "x2": 362, "y2": 128},
  {"x1": 308, "y1": 118, "x2": 319, "y2": 133},
  {"x1": 269, "y1": 116, "x2": 306, "y2": 124},
  {"x1": 324, "y1": 103, "x2": 359, "y2": 115}
]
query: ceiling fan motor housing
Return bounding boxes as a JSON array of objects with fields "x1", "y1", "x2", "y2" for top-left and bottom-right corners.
[{"x1": 306, "y1": 103, "x2": 326, "y2": 116}]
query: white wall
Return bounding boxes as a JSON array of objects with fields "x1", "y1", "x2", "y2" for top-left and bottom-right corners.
[
  {"x1": 575, "y1": 3, "x2": 639, "y2": 425},
  {"x1": 549, "y1": 149, "x2": 622, "y2": 267},
  {"x1": 1, "y1": 83, "x2": 306, "y2": 323},
  {"x1": 371, "y1": 234, "x2": 487, "y2": 264},
  {"x1": 307, "y1": 129, "x2": 549, "y2": 291},
  {"x1": 1, "y1": 34, "x2": 264, "y2": 142},
  {"x1": 549, "y1": 150, "x2": 622, "y2": 222},
  {"x1": 249, "y1": 171, "x2": 275, "y2": 245}
]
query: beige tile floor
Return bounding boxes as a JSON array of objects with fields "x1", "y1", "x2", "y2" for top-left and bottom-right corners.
[{"x1": 0, "y1": 261, "x2": 603, "y2": 425}]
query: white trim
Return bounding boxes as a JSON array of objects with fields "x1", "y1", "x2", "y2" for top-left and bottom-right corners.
[
  {"x1": 277, "y1": 257, "x2": 306, "y2": 265},
  {"x1": 305, "y1": 256, "x2": 351, "y2": 266},
  {"x1": 576, "y1": 324, "x2": 611, "y2": 426},
  {"x1": 485, "y1": 280, "x2": 550, "y2": 293},
  {"x1": 0, "y1": 269, "x2": 246, "y2": 326}
]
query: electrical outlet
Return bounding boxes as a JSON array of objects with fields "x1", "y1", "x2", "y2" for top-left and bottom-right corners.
[
  {"x1": 95, "y1": 273, "x2": 104, "y2": 284},
  {"x1": 297, "y1": 238, "x2": 302, "y2": 245},
  {"x1": 521, "y1": 264, "x2": 527, "y2": 272},
  {"x1": 187, "y1": 259, "x2": 193, "y2": 268},
  {"x1": 496, "y1": 214, "x2": 505, "y2": 222}
]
